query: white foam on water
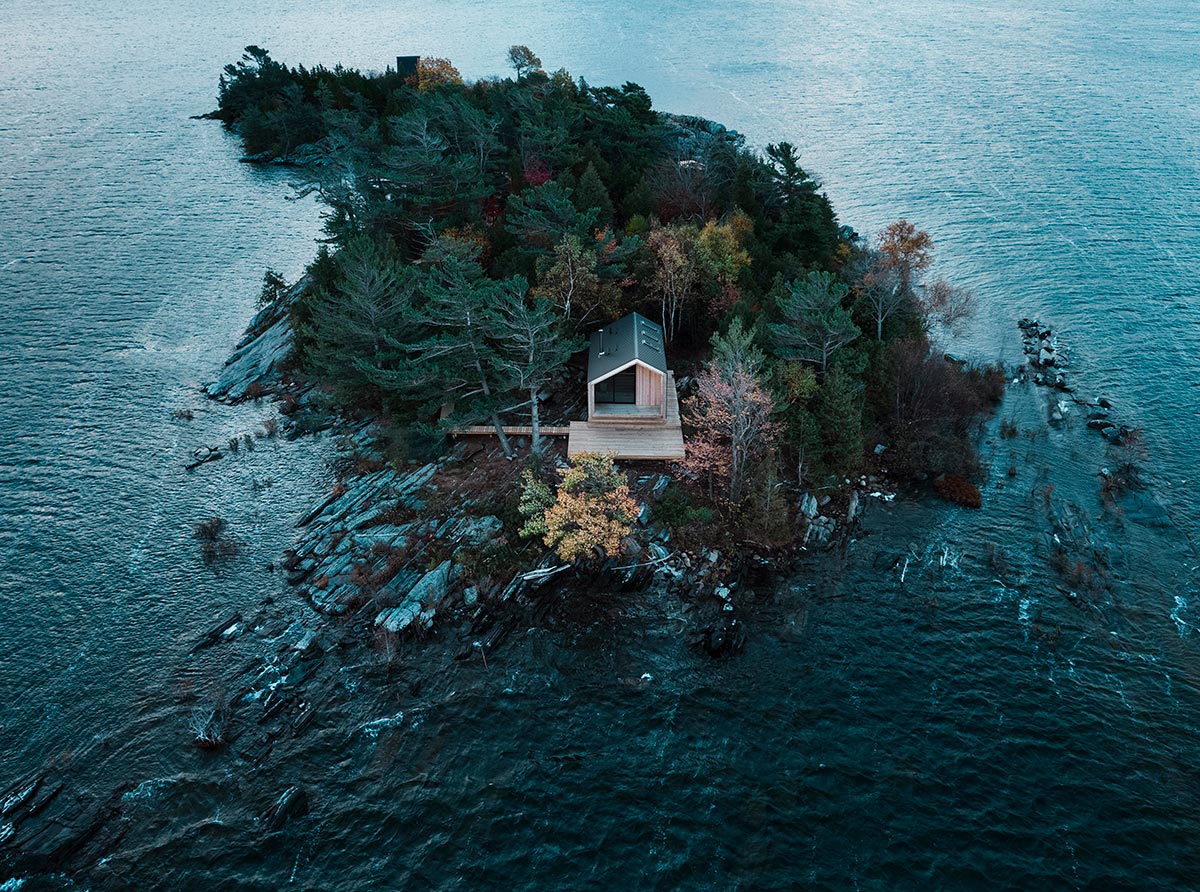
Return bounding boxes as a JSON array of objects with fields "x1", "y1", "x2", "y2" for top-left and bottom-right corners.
[
  {"x1": 122, "y1": 777, "x2": 173, "y2": 803},
  {"x1": 358, "y1": 711, "x2": 405, "y2": 739},
  {"x1": 1018, "y1": 597, "x2": 1035, "y2": 640},
  {"x1": 1170, "y1": 595, "x2": 1191, "y2": 637}
]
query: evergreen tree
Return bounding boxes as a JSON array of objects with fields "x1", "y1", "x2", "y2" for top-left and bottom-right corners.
[
  {"x1": 573, "y1": 162, "x2": 614, "y2": 225},
  {"x1": 769, "y1": 270, "x2": 860, "y2": 377},
  {"x1": 299, "y1": 235, "x2": 421, "y2": 403},
  {"x1": 814, "y1": 364, "x2": 864, "y2": 475},
  {"x1": 505, "y1": 182, "x2": 597, "y2": 254},
  {"x1": 490, "y1": 284, "x2": 582, "y2": 452}
]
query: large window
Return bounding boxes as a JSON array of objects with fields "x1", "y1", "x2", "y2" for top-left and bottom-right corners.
[{"x1": 594, "y1": 368, "x2": 636, "y2": 404}]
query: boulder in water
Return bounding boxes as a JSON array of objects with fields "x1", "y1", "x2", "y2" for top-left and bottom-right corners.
[
  {"x1": 698, "y1": 617, "x2": 745, "y2": 658},
  {"x1": 263, "y1": 786, "x2": 308, "y2": 832}
]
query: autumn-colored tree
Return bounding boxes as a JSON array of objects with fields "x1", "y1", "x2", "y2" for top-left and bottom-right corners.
[
  {"x1": 877, "y1": 220, "x2": 933, "y2": 296},
  {"x1": 684, "y1": 321, "x2": 779, "y2": 503},
  {"x1": 646, "y1": 222, "x2": 700, "y2": 344},
  {"x1": 520, "y1": 453, "x2": 641, "y2": 563},
  {"x1": 414, "y1": 57, "x2": 463, "y2": 92},
  {"x1": 919, "y1": 278, "x2": 974, "y2": 330},
  {"x1": 696, "y1": 213, "x2": 752, "y2": 288},
  {"x1": 507, "y1": 45, "x2": 543, "y2": 79}
]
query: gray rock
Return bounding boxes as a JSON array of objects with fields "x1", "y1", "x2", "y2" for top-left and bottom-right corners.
[
  {"x1": 264, "y1": 786, "x2": 308, "y2": 832},
  {"x1": 292, "y1": 630, "x2": 321, "y2": 656},
  {"x1": 375, "y1": 560, "x2": 453, "y2": 633},
  {"x1": 799, "y1": 493, "x2": 819, "y2": 519},
  {"x1": 203, "y1": 278, "x2": 309, "y2": 402},
  {"x1": 460, "y1": 515, "x2": 503, "y2": 546},
  {"x1": 804, "y1": 515, "x2": 836, "y2": 547}
]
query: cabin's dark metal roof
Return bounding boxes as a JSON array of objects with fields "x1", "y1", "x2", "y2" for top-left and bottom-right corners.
[{"x1": 586, "y1": 312, "x2": 667, "y2": 383}]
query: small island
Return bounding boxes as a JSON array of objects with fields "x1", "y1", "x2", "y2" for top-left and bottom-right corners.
[{"x1": 204, "y1": 44, "x2": 1003, "y2": 658}]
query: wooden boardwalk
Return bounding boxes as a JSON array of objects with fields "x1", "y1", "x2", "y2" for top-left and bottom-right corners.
[
  {"x1": 449, "y1": 424, "x2": 570, "y2": 438},
  {"x1": 450, "y1": 373, "x2": 686, "y2": 461}
]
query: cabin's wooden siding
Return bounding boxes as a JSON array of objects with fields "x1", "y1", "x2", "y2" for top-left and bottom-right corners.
[{"x1": 636, "y1": 364, "x2": 664, "y2": 410}]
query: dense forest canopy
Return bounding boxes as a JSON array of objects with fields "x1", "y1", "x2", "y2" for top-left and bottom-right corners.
[{"x1": 216, "y1": 45, "x2": 999, "y2": 538}]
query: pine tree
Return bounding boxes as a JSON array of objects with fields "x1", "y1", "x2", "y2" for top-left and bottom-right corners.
[
  {"x1": 769, "y1": 270, "x2": 860, "y2": 377},
  {"x1": 573, "y1": 162, "x2": 614, "y2": 225},
  {"x1": 814, "y1": 364, "x2": 863, "y2": 475},
  {"x1": 489, "y1": 282, "x2": 582, "y2": 452},
  {"x1": 369, "y1": 241, "x2": 516, "y2": 457},
  {"x1": 299, "y1": 235, "x2": 421, "y2": 403}
]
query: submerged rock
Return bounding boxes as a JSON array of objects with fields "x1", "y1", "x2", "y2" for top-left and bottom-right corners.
[
  {"x1": 698, "y1": 616, "x2": 745, "y2": 658},
  {"x1": 263, "y1": 786, "x2": 308, "y2": 832}
]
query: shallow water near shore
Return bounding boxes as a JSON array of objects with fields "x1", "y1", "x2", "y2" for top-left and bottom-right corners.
[{"x1": 2, "y1": 1, "x2": 1200, "y2": 888}]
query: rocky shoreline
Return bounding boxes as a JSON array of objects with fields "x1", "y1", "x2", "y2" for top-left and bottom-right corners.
[
  {"x1": 1016, "y1": 316, "x2": 1131, "y2": 445},
  {"x1": 4, "y1": 302, "x2": 1183, "y2": 884},
  {"x1": 198, "y1": 283, "x2": 866, "y2": 646}
]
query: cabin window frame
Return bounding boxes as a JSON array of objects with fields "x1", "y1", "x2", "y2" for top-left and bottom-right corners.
[{"x1": 593, "y1": 368, "x2": 637, "y2": 405}]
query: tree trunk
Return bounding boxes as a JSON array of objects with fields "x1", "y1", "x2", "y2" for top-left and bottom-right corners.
[
  {"x1": 469, "y1": 348, "x2": 513, "y2": 459},
  {"x1": 490, "y1": 411, "x2": 514, "y2": 458},
  {"x1": 529, "y1": 387, "x2": 542, "y2": 453}
]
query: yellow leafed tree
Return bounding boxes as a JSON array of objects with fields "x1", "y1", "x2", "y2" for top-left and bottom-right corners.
[
  {"x1": 414, "y1": 57, "x2": 463, "y2": 92},
  {"x1": 520, "y1": 453, "x2": 641, "y2": 563}
]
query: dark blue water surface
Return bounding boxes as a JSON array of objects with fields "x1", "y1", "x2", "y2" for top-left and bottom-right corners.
[{"x1": 2, "y1": 1, "x2": 1199, "y2": 888}]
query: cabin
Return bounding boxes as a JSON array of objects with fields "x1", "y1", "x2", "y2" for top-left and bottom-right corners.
[{"x1": 567, "y1": 313, "x2": 685, "y2": 461}]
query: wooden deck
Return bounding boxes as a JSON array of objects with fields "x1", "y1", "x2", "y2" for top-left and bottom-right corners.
[
  {"x1": 566, "y1": 421, "x2": 685, "y2": 460},
  {"x1": 567, "y1": 371, "x2": 685, "y2": 460}
]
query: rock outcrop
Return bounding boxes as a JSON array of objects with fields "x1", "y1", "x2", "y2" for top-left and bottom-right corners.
[{"x1": 205, "y1": 276, "x2": 309, "y2": 402}]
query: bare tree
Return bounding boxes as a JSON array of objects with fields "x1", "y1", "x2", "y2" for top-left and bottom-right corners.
[
  {"x1": 646, "y1": 223, "x2": 700, "y2": 344},
  {"x1": 853, "y1": 249, "x2": 907, "y2": 340},
  {"x1": 920, "y1": 278, "x2": 975, "y2": 330},
  {"x1": 533, "y1": 234, "x2": 604, "y2": 324},
  {"x1": 188, "y1": 702, "x2": 230, "y2": 749}
]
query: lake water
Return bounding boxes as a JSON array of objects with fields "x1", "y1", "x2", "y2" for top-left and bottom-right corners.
[{"x1": 2, "y1": 1, "x2": 1199, "y2": 888}]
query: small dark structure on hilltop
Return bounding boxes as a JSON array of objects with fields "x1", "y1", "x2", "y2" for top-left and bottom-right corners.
[{"x1": 395, "y1": 56, "x2": 420, "y2": 78}]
